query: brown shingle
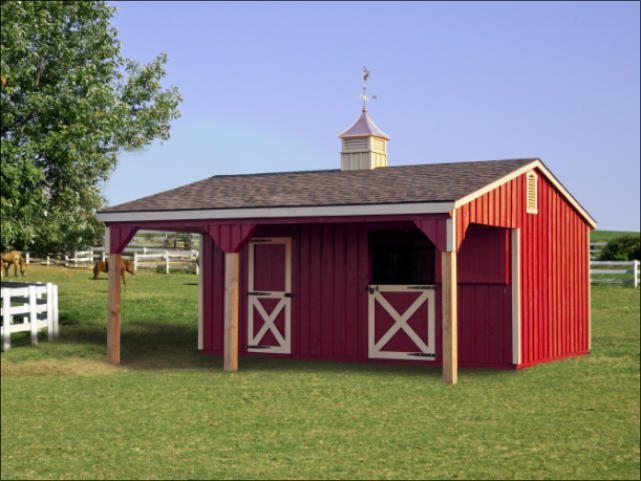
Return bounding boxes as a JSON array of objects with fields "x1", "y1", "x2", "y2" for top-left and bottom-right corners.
[{"x1": 100, "y1": 158, "x2": 536, "y2": 213}]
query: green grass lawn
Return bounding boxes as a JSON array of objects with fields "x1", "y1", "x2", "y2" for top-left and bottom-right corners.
[
  {"x1": 1, "y1": 266, "x2": 639, "y2": 480},
  {"x1": 591, "y1": 230, "x2": 640, "y2": 242}
]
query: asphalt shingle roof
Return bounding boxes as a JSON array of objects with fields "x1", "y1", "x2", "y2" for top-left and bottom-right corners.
[{"x1": 100, "y1": 158, "x2": 536, "y2": 213}]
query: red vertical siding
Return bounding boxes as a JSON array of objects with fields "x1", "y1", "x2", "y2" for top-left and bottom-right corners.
[
  {"x1": 201, "y1": 235, "x2": 225, "y2": 353},
  {"x1": 457, "y1": 224, "x2": 512, "y2": 367},
  {"x1": 203, "y1": 221, "x2": 446, "y2": 364},
  {"x1": 455, "y1": 169, "x2": 591, "y2": 367}
]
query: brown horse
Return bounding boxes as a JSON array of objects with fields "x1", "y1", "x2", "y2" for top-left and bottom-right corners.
[
  {"x1": 93, "y1": 259, "x2": 135, "y2": 286},
  {"x1": 1, "y1": 250, "x2": 27, "y2": 277}
]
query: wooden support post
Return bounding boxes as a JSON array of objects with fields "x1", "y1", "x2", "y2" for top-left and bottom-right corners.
[
  {"x1": 224, "y1": 252, "x2": 240, "y2": 372},
  {"x1": 107, "y1": 253, "x2": 122, "y2": 365},
  {"x1": 442, "y1": 249, "x2": 458, "y2": 385}
]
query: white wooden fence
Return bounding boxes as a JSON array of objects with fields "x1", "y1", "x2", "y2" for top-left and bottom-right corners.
[
  {"x1": 26, "y1": 247, "x2": 199, "y2": 274},
  {"x1": 1, "y1": 282, "x2": 59, "y2": 349},
  {"x1": 591, "y1": 260, "x2": 640, "y2": 288},
  {"x1": 132, "y1": 250, "x2": 199, "y2": 275},
  {"x1": 590, "y1": 241, "x2": 607, "y2": 260}
]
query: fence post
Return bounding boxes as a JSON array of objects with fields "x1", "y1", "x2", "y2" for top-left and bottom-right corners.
[
  {"x1": 634, "y1": 260, "x2": 639, "y2": 289},
  {"x1": 46, "y1": 283, "x2": 54, "y2": 341},
  {"x1": 25, "y1": 252, "x2": 30, "y2": 265},
  {"x1": 52, "y1": 284, "x2": 59, "y2": 339},
  {"x1": 29, "y1": 286, "x2": 38, "y2": 346},
  {"x1": 134, "y1": 252, "x2": 139, "y2": 272},
  {"x1": 46, "y1": 255, "x2": 50, "y2": 266},
  {"x1": 2, "y1": 289, "x2": 11, "y2": 350},
  {"x1": 165, "y1": 251, "x2": 170, "y2": 274}
]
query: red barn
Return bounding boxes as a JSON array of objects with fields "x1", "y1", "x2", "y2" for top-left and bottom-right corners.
[{"x1": 97, "y1": 108, "x2": 596, "y2": 384}]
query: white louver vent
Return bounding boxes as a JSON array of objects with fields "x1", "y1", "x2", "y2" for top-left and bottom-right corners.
[{"x1": 526, "y1": 171, "x2": 538, "y2": 214}]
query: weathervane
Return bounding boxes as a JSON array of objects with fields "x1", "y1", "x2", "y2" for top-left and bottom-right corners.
[{"x1": 361, "y1": 66, "x2": 377, "y2": 111}]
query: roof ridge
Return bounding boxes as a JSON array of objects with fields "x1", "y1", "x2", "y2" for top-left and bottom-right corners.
[{"x1": 202, "y1": 158, "x2": 539, "y2": 179}]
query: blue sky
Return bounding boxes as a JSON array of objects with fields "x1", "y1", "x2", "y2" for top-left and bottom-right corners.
[{"x1": 105, "y1": 1, "x2": 640, "y2": 230}]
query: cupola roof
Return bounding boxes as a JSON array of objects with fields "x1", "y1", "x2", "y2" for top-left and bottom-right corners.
[{"x1": 338, "y1": 108, "x2": 390, "y2": 140}]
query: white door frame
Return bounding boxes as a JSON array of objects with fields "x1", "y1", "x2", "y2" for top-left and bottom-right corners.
[
  {"x1": 511, "y1": 228, "x2": 521, "y2": 365},
  {"x1": 247, "y1": 237, "x2": 292, "y2": 354},
  {"x1": 368, "y1": 284, "x2": 436, "y2": 360}
]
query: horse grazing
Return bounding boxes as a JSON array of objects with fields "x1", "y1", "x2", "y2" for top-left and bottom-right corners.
[
  {"x1": 1, "y1": 250, "x2": 27, "y2": 277},
  {"x1": 93, "y1": 259, "x2": 135, "y2": 286}
]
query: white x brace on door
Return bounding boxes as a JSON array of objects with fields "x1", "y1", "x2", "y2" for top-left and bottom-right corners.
[
  {"x1": 368, "y1": 285, "x2": 436, "y2": 360},
  {"x1": 247, "y1": 237, "x2": 292, "y2": 354}
]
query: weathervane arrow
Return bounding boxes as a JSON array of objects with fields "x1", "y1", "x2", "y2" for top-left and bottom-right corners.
[{"x1": 361, "y1": 66, "x2": 377, "y2": 111}]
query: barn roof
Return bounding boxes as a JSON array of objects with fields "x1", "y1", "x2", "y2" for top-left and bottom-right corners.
[
  {"x1": 100, "y1": 158, "x2": 534, "y2": 213},
  {"x1": 97, "y1": 157, "x2": 596, "y2": 228}
]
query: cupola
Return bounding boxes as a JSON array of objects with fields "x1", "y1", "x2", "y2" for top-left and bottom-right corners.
[{"x1": 338, "y1": 68, "x2": 390, "y2": 171}]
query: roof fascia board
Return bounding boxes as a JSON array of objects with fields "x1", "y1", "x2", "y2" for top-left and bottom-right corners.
[
  {"x1": 96, "y1": 201, "x2": 455, "y2": 223},
  {"x1": 453, "y1": 159, "x2": 596, "y2": 228}
]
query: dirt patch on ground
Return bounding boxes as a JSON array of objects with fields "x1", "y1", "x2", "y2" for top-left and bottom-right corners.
[{"x1": 0, "y1": 357, "x2": 128, "y2": 378}]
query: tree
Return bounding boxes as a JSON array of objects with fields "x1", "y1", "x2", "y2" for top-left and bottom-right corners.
[
  {"x1": 599, "y1": 235, "x2": 641, "y2": 262},
  {"x1": 1, "y1": 1, "x2": 182, "y2": 254}
]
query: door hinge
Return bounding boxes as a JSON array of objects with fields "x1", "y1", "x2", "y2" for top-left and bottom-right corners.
[
  {"x1": 248, "y1": 291, "x2": 270, "y2": 296},
  {"x1": 407, "y1": 352, "x2": 435, "y2": 358}
]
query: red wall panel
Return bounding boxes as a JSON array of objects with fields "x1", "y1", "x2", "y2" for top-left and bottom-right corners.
[
  {"x1": 455, "y1": 169, "x2": 591, "y2": 367},
  {"x1": 457, "y1": 224, "x2": 513, "y2": 366},
  {"x1": 202, "y1": 221, "x2": 450, "y2": 364}
]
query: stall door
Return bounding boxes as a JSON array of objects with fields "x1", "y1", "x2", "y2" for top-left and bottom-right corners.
[
  {"x1": 247, "y1": 237, "x2": 292, "y2": 354},
  {"x1": 368, "y1": 285, "x2": 435, "y2": 360}
]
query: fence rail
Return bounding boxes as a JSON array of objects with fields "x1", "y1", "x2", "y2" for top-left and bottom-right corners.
[
  {"x1": 590, "y1": 241, "x2": 607, "y2": 260},
  {"x1": 591, "y1": 260, "x2": 639, "y2": 288},
  {"x1": 1, "y1": 282, "x2": 59, "y2": 349},
  {"x1": 26, "y1": 247, "x2": 199, "y2": 274}
]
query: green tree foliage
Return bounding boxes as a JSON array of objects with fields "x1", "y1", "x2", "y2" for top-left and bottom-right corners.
[
  {"x1": 599, "y1": 235, "x2": 641, "y2": 261},
  {"x1": 1, "y1": 1, "x2": 181, "y2": 254}
]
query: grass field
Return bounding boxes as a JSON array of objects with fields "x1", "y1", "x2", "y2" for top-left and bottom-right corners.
[
  {"x1": 591, "y1": 230, "x2": 640, "y2": 242},
  {"x1": 1, "y1": 266, "x2": 639, "y2": 480}
]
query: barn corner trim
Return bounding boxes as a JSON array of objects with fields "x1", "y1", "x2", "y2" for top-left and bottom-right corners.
[{"x1": 453, "y1": 159, "x2": 597, "y2": 229}]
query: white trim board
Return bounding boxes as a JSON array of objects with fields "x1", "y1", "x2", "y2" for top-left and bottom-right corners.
[
  {"x1": 446, "y1": 212, "x2": 456, "y2": 252},
  {"x1": 511, "y1": 228, "x2": 521, "y2": 365},
  {"x1": 96, "y1": 202, "x2": 455, "y2": 223}
]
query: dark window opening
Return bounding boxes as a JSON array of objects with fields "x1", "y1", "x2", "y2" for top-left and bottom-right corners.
[{"x1": 370, "y1": 230, "x2": 435, "y2": 284}]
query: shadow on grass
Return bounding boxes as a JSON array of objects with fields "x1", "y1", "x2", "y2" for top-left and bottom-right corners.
[{"x1": 7, "y1": 320, "x2": 508, "y2": 380}]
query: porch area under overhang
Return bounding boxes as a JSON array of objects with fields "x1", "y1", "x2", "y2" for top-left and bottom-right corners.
[{"x1": 102, "y1": 210, "x2": 521, "y2": 386}]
